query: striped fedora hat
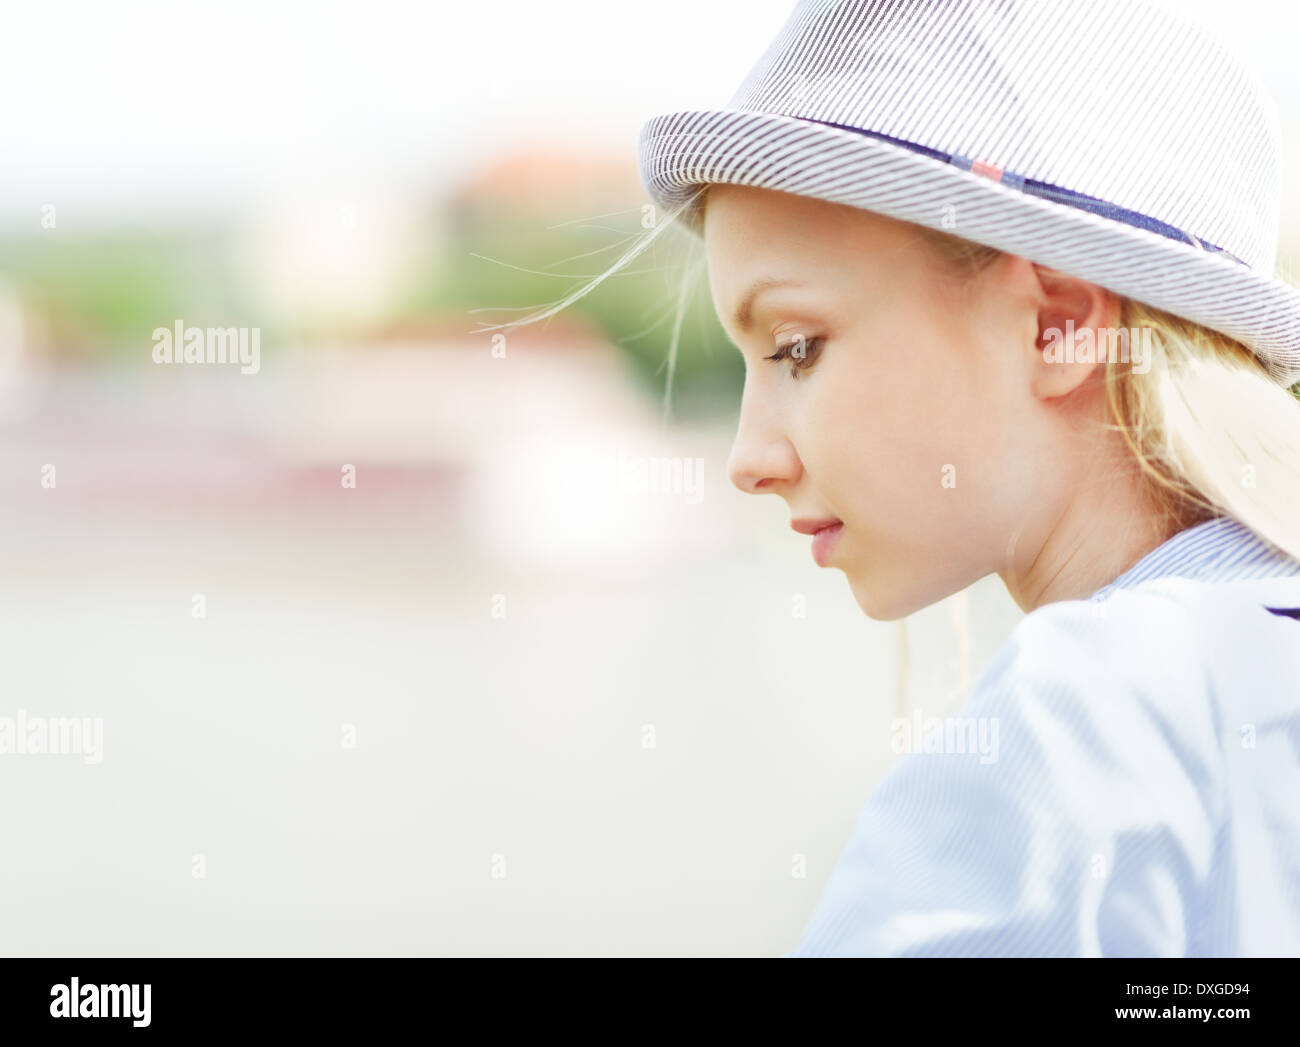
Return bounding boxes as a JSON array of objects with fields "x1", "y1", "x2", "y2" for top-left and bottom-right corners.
[{"x1": 637, "y1": 0, "x2": 1300, "y2": 386}]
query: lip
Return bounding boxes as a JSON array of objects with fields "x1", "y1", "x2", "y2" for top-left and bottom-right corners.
[{"x1": 791, "y1": 517, "x2": 845, "y2": 567}]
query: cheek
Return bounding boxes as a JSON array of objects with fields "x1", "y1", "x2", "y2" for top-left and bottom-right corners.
[
  {"x1": 804, "y1": 325, "x2": 951, "y2": 453},
  {"x1": 793, "y1": 360, "x2": 919, "y2": 516},
  {"x1": 796, "y1": 333, "x2": 995, "y2": 526}
]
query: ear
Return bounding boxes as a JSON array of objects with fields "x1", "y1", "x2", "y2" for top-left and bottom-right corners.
[{"x1": 1026, "y1": 265, "x2": 1120, "y2": 400}]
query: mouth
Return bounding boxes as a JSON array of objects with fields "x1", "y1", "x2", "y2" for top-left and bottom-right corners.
[{"x1": 790, "y1": 517, "x2": 845, "y2": 567}]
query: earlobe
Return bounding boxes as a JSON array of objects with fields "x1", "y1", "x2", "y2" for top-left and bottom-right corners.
[{"x1": 1033, "y1": 323, "x2": 1099, "y2": 399}]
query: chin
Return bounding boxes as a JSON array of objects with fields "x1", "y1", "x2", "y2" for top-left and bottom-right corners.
[{"x1": 845, "y1": 570, "x2": 947, "y2": 622}]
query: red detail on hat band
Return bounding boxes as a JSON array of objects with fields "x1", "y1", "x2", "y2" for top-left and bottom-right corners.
[{"x1": 970, "y1": 159, "x2": 1004, "y2": 182}]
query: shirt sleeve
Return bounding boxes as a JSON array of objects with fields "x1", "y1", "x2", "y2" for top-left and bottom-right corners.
[{"x1": 785, "y1": 594, "x2": 1228, "y2": 957}]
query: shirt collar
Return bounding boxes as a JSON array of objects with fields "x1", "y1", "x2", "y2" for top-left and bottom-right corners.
[{"x1": 1089, "y1": 515, "x2": 1300, "y2": 601}]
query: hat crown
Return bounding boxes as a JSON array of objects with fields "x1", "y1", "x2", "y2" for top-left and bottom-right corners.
[{"x1": 727, "y1": 0, "x2": 1282, "y2": 272}]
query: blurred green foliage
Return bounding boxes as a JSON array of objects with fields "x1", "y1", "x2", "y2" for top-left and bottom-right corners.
[
  {"x1": 0, "y1": 228, "x2": 277, "y2": 359},
  {"x1": 396, "y1": 201, "x2": 744, "y2": 419},
  {"x1": 0, "y1": 206, "x2": 745, "y2": 419}
]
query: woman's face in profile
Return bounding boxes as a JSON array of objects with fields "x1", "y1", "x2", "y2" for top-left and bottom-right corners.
[{"x1": 702, "y1": 183, "x2": 1054, "y2": 620}]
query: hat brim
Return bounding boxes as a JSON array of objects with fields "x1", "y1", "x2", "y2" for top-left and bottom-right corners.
[{"x1": 638, "y1": 108, "x2": 1300, "y2": 386}]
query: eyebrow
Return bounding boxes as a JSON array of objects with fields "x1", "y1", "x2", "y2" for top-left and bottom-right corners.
[{"x1": 731, "y1": 278, "x2": 806, "y2": 334}]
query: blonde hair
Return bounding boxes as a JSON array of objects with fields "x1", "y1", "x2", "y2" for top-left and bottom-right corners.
[{"x1": 479, "y1": 184, "x2": 1300, "y2": 564}]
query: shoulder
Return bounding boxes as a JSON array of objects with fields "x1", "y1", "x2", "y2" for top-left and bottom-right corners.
[
  {"x1": 981, "y1": 581, "x2": 1210, "y2": 694},
  {"x1": 788, "y1": 584, "x2": 1233, "y2": 957},
  {"x1": 964, "y1": 582, "x2": 1231, "y2": 774},
  {"x1": 975, "y1": 571, "x2": 1298, "y2": 737},
  {"x1": 943, "y1": 583, "x2": 1232, "y2": 898}
]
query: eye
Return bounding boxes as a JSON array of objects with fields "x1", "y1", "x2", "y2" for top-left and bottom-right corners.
[{"x1": 764, "y1": 335, "x2": 824, "y2": 378}]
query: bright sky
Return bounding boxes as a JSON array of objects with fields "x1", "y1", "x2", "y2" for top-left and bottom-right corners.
[{"x1": 2, "y1": 0, "x2": 1298, "y2": 231}]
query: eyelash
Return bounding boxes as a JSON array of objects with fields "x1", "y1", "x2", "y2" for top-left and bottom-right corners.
[{"x1": 764, "y1": 336, "x2": 824, "y2": 378}]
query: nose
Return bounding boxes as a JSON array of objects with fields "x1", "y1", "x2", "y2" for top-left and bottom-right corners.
[{"x1": 726, "y1": 382, "x2": 801, "y2": 495}]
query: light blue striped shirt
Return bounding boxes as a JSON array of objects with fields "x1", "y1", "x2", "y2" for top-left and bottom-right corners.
[{"x1": 787, "y1": 515, "x2": 1300, "y2": 957}]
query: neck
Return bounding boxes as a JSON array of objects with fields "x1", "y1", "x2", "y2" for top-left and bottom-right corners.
[{"x1": 999, "y1": 462, "x2": 1180, "y2": 614}]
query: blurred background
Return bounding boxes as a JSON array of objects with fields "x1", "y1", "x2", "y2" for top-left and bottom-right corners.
[{"x1": 0, "y1": 0, "x2": 1296, "y2": 956}]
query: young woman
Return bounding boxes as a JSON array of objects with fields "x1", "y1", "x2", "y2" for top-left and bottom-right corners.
[{"x1": 494, "y1": 0, "x2": 1300, "y2": 955}]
